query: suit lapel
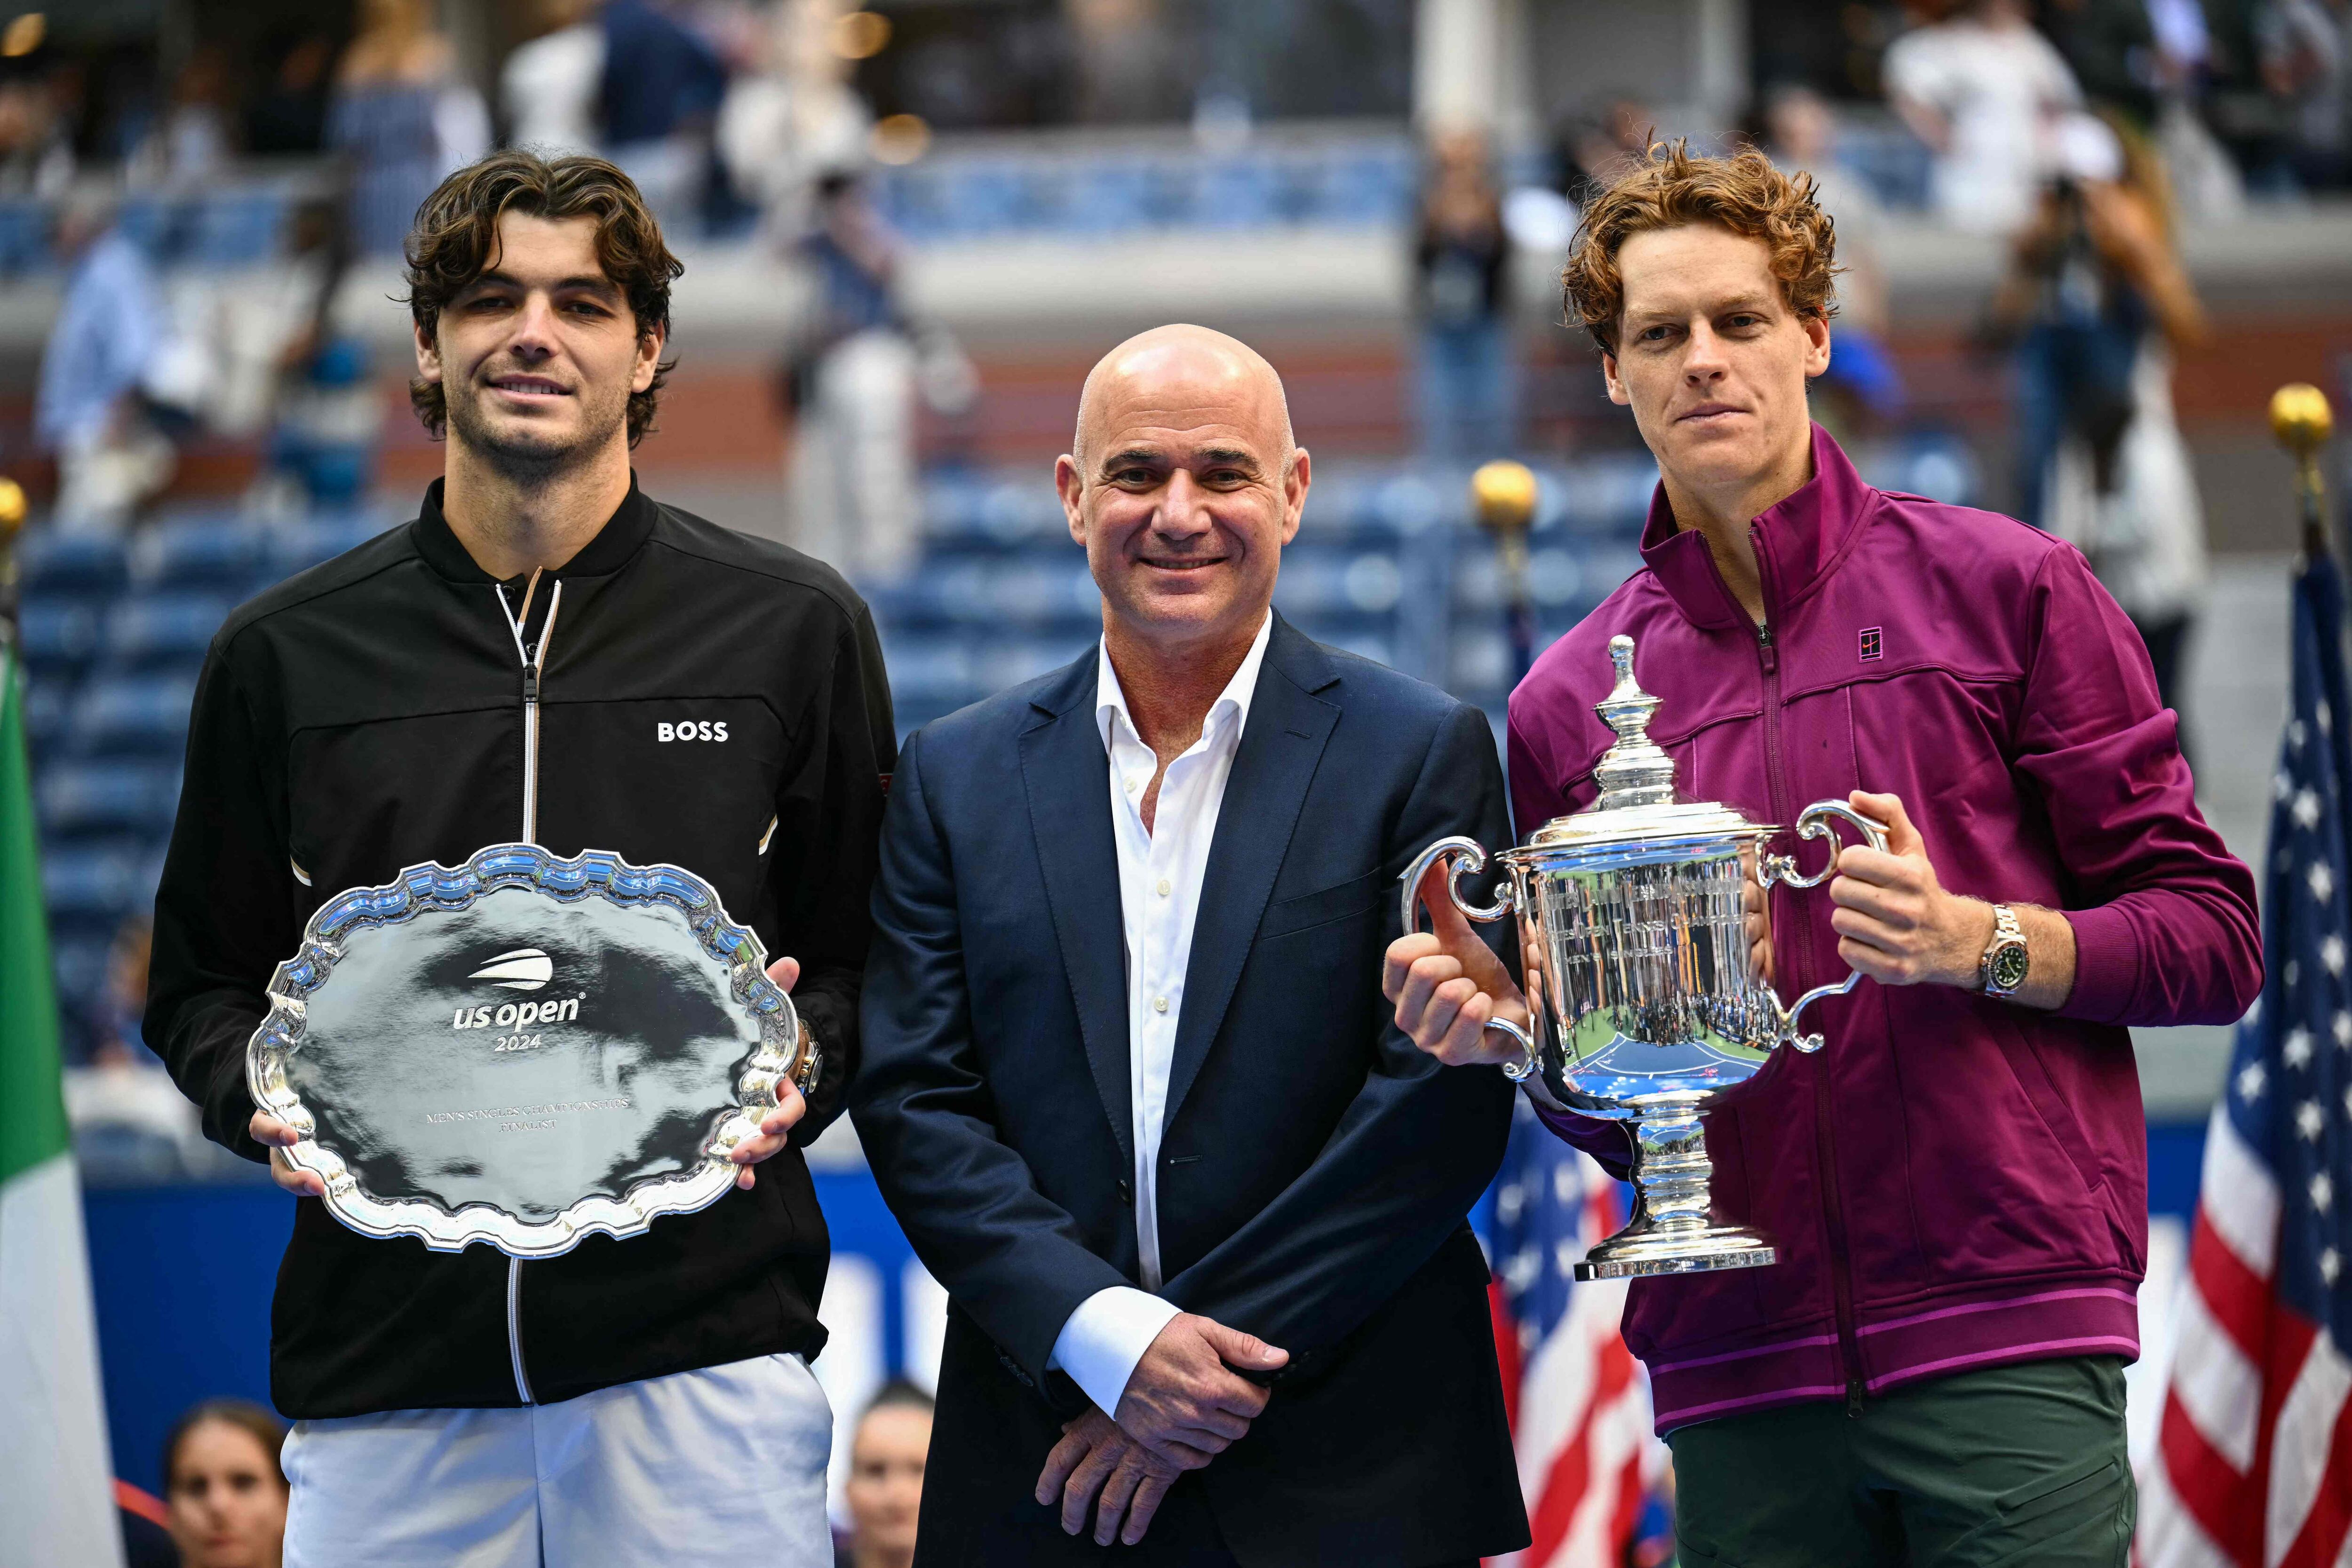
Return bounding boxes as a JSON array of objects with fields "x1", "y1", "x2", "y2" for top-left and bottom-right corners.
[
  {"x1": 1162, "y1": 617, "x2": 1340, "y2": 1128},
  {"x1": 1018, "y1": 656, "x2": 1135, "y2": 1167}
]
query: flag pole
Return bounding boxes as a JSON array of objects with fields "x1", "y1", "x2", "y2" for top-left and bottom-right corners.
[
  {"x1": 1472, "y1": 460, "x2": 1539, "y2": 686},
  {"x1": 2273, "y1": 382, "x2": 2336, "y2": 565}
]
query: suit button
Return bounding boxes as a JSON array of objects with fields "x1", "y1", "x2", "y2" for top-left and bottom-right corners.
[{"x1": 1118, "y1": 1178, "x2": 1132, "y2": 1203}]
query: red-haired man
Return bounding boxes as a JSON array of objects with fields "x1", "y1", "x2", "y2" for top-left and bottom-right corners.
[{"x1": 1385, "y1": 144, "x2": 2258, "y2": 1565}]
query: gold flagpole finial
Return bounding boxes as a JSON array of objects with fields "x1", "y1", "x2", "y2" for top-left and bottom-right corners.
[
  {"x1": 2274, "y1": 383, "x2": 2335, "y2": 459},
  {"x1": 2273, "y1": 384, "x2": 2334, "y2": 561},
  {"x1": 1471, "y1": 460, "x2": 1538, "y2": 538}
]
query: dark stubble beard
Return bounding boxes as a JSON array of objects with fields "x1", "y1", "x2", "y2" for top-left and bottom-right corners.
[{"x1": 444, "y1": 366, "x2": 633, "y2": 485}]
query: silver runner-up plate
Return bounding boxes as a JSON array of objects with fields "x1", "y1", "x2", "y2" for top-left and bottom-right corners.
[{"x1": 246, "y1": 844, "x2": 810, "y2": 1259}]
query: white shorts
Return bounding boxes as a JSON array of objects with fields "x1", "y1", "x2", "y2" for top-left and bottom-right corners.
[{"x1": 281, "y1": 1352, "x2": 833, "y2": 1568}]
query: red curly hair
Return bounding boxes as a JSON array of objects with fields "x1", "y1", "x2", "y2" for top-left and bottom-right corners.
[{"x1": 1562, "y1": 140, "x2": 1840, "y2": 356}]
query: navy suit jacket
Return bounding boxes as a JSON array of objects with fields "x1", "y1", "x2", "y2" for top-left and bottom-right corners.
[{"x1": 852, "y1": 615, "x2": 1528, "y2": 1567}]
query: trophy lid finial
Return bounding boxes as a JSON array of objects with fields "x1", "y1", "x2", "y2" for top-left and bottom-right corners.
[{"x1": 1591, "y1": 636, "x2": 1677, "y2": 809}]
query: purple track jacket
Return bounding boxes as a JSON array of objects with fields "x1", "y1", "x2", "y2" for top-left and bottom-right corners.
[{"x1": 1508, "y1": 426, "x2": 2261, "y2": 1434}]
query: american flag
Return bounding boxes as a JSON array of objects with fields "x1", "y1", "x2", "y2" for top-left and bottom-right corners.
[
  {"x1": 1486, "y1": 1098, "x2": 1663, "y2": 1568},
  {"x1": 2139, "y1": 548, "x2": 2352, "y2": 1567}
]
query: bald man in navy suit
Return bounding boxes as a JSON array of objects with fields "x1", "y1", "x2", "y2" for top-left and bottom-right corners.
[{"x1": 852, "y1": 326, "x2": 1529, "y2": 1567}]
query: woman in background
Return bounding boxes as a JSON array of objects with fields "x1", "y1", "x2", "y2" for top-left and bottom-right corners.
[
  {"x1": 1995, "y1": 110, "x2": 2210, "y2": 756},
  {"x1": 164, "y1": 1400, "x2": 289, "y2": 1568}
]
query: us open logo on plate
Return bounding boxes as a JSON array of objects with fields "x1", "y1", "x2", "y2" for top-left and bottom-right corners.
[
  {"x1": 470, "y1": 948, "x2": 553, "y2": 991},
  {"x1": 453, "y1": 948, "x2": 584, "y2": 1032}
]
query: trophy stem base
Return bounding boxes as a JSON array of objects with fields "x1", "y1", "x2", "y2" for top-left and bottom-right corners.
[
  {"x1": 1573, "y1": 1224, "x2": 1775, "y2": 1281},
  {"x1": 1571, "y1": 1097, "x2": 1778, "y2": 1281}
]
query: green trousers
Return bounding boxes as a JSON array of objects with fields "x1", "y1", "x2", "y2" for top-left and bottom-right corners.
[{"x1": 1665, "y1": 1356, "x2": 2134, "y2": 1568}]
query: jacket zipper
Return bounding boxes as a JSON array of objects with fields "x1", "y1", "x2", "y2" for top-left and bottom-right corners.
[
  {"x1": 492, "y1": 572, "x2": 564, "y2": 1406},
  {"x1": 1748, "y1": 530, "x2": 1867, "y2": 1416}
]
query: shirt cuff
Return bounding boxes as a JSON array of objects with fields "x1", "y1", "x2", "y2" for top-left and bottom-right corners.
[
  {"x1": 2057, "y1": 903, "x2": 2138, "y2": 1023},
  {"x1": 1047, "y1": 1286, "x2": 1181, "y2": 1418}
]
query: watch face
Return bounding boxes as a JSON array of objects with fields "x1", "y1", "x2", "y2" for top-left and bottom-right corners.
[{"x1": 1990, "y1": 942, "x2": 2031, "y2": 993}]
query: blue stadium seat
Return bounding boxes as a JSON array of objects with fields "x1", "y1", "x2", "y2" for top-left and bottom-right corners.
[
  {"x1": 0, "y1": 197, "x2": 49, "y2": 272},
  {"x1": 51, "y1": 935, "x2": 112, "y2": 1024},
  {"x1": 66, "y1": 675, "x2": 199, "y2": 758},
  {"x1": 41, "y1": 842, "x2": 148, "y2": 933},
  {"x1": 878, "y1": 637, "x2": 979, "y2": 708},
  {"x1": 22, "y1": 679, "x2": 72, "y2": 757},
  {"x1": 16, "y1": 600, "x2": 103, "y2": 677},
  {"x1": 115, "y1": 196, "x2": 173, "y2": 259},
  {"x1": 188, "y1": 191, "x2": 288, "y2": 267},
  {"x1": 1065, "y1": 159, "x2": 1158, "y2": 235},
  {"x1": 19, "y1": 532, "x2": 129, "y2": 597},
  {"x1": 135, "y1": 518, "x2": 271, "y2": 589},
  {"x1": 1311, "y1": 147, "x2": 1413, "y2": 225},
  {"x1": 104, "y1": 594, "x2": 236, "y2": 670},
  {"x1": 40, "y1": 760, "x2": 183, "y2": 838},
  {"x1": 1196, "y1": 157, "x2": 1281, "y2": 230},
  {"x1": 1274, "y1": 549, "x2": 1404, "y2": 621},
  {"x1": 273, "y1": 511, "x2": 400, "y2": 576}
]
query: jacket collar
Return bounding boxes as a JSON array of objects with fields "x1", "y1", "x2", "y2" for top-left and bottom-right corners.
[
  {"x1": 1637, "y1": 423, "x2": 1876, "y2": 630},
  {"x1": 409, "y1": 472, "x2": 660, "y2": 585},
  {"x1": 1026, "y1": 607, "x2": 1339, "y2": 724}
]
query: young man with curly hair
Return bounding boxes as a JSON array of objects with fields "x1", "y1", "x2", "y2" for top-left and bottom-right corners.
[
  {"x1": 147, "y1": 151, "x2": 894, "y2": 1566},
  {"x1": 1385, "y1": 143, "x2": 2260, "y2": 1565}
]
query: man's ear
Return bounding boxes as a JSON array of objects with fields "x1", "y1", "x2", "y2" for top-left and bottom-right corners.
[
  {"x1": 1280, "y1": 446, "x2": 1310, "y2": 545},
  {"x1": 414, "y1": 319, "x2": 442, "y2": 386},
  {"x1": 1801, "y1": 315, "x2": 1832, "y2": 379},
  {"x1": 1601, "y1": 349, "x2": 1630, "y2": 407},
  {"x1": 1055, "y1": 454, "x2": 1086, "y2": 547},
  {"x1": 633, "y1": 324, "x2": 665, "y2": 393}
]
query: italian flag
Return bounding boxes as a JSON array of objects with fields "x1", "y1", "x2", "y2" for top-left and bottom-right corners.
[{"x1": 0, "y1": 641, "x2": 125, "y2": 1568}]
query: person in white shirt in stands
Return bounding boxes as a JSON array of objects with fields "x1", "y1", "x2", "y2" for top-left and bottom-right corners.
[{"x1": 1883, "y1": 0, "x2": 2083, "y2": 233}]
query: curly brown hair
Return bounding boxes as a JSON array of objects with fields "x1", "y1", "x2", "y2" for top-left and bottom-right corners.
[
  {"x1": 403, "y1": 151, "x2": 683, "y2": 446},
  {"x1": 1562, "y1": 140, "x2": 1838, "y2": 357}
]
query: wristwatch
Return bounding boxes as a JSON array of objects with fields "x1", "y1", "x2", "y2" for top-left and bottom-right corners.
[
  {"x1": 793, "y1": 1020, "x2": 825, "y2": 1097},
  {"x1": 1979, "y1": 905, "x2": 2030, "y2": 998}
]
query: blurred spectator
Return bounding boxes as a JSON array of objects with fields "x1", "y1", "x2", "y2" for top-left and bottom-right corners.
[
  {"x1": 598, "y1": 0, "x2": 729, "y2": 227},
  {"x1": 2044, "y1": 0, "x2": 2162, "y2": 128},
  {"x1": 88, "y1": 914, "x2": 158, "y2": 1067},
  {"x1": 835, "y1": 1381, "x2": 931, "y2": 1568},
  {"x1": 238, "y1": 200, "x2": 378, "y2": 512},
  {"x1": 502, "y1": 0, "x2": 605, "y2": 156},
  {"x1": 1555, "y1": 96, "x2": 1655, "y2": 198},
  {"x1": 0, "y1": 56, "x2": 76, "y2": 197},
  {"x1": 66, "y1": 913, "x2": 218, "y2": 1181},
  {"x1": 2145, "y1": 0, "x2": 2252, "y2": 218},
  {"x1": 719, "y1": 0, "x2": 874, "y2": 233},
  {"x1": 326, "y1": 0, "x2": 491, "y2": 255},
  {"x1": 1412, "y1": 127, "x2": 1515, "y2": 463},
  {"x1": 785, "y1": 170, "x2": 920, "y2": 581},
  {"x1": 36, "y1": 184, "x2": 173, "y2": 529},
  {"x1": 1883, "y1": 0, "x2": 2083, "y2": 232},
  {"x1": 1762, "y1": 85, "x2": 1904, "y2": 433},
  {"x1": 246, "y1": 32, "x2": 339, "y2": 157},
  {"x1": 1992, "y1": 113, "x2": 2210, "y2": 744},
  {"x1": 131, "y1": 45, "x2": 234, "y2": 191},
  {"x1": 2257, "y1": 0, "x2": 2350, "y2": 190},
  {"x1": 162, "y1": 1400, "x2": 288, "y2": 1568}
]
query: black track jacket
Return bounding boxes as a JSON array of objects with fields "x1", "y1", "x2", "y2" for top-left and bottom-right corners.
[{"x1": 146, "y1": 477, "x2": 895, "y2": 1418}]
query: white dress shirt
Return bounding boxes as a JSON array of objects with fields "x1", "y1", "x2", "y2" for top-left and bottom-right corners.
[{"x1": 1045, "y1": 613, "x2": 1274, "y2": 1420}]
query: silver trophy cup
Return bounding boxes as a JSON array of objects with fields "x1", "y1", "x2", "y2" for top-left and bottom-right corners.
[{"x1": 1402, "y1": 635, "x2": 1885, "y2": 1280}]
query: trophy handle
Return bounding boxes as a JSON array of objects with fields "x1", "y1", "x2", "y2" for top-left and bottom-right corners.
[
  {"x1": 1397, "y1": 836, "x2": 1538, "y2": 1082},
  {"x1": 1756, "y1": 801, "x2": 1891, "y2": 1053}
]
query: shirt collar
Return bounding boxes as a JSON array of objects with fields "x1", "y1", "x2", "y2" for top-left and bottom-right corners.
[
  {"x1": 409, "y1": 471, "x2": 659, "y2": 585},
  {"x1": 1095, "y1": 612, "x2": 1275, "y2": 756}
]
